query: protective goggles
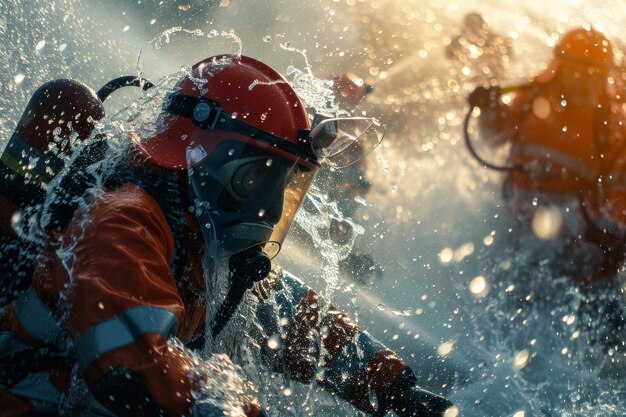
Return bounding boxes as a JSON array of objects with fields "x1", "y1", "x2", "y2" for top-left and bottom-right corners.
[{"x1": 165, "y1": 94, "x2": 384, "y2": 168}]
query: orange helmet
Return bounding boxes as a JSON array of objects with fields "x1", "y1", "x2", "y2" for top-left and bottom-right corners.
[
  {"x1": 534, "y1": 28, "x2": 614, "y2": 83},
  {"x1": 555, "y1": 28, "x2": 613, "y2": 67}
]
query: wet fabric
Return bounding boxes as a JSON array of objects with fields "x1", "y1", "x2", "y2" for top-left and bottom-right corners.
[
  {"x1": 478, "y1": 80, "x2": 626, "y2": 284},
  {"x1": 0, "y1": 183, "x2": 426, "y2": 417}
]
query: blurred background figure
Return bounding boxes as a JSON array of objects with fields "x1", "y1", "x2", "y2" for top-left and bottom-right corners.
[
  {"x1": 291, "y1": 73, "x2": 382, "y2": 287},
  {"x1": 446, "y1": 12, "x2": 514, "y2": 82},
  {"x1": 467, "y1": 26, "x2": 626, "y2": 371},
  {"x1": 329, "y1": 73, "x2": 373, "y2": 109},
  {"x1": 327, "y1": 75, "x2": 383, "y2": 285}
]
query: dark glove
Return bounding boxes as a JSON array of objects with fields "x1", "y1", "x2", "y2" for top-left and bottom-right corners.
[
  {"x1": 377, "y1": 368, "x2": 454, "y2": 417},
  {"x1": 468, "y1": 85, "x2": 501, "y2": 109}
]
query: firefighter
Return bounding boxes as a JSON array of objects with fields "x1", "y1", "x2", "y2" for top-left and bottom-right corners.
[
  {"x1": 468, "y1": 27, "x2": 626, "y2": 356},
  {"x1": 445, "y1": 12, "x2": 514, "y2": 80},
  {"x1": 0, "y1": 55, "x2": 452, "y2": 416}
]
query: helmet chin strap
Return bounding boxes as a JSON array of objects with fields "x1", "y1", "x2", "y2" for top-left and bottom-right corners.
[{"x1": 211, "y1": 246, "x2": 271, "y2": 338}]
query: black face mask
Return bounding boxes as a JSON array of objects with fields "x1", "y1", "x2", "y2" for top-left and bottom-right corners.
[{"x1": 188, "y1": 140, "x2": 301, "y2": 259}]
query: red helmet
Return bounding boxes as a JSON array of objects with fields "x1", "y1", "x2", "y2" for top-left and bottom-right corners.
[
  {"x1": 534, "y1": 28, "x2": 614, "y2": 83},
  {"x1": 141, "y1": 55, "x2": 311, "y2": 170},
  {"x1": 138, "y1": 55, "x2": 322, "y2": 259},
  {"x1": 136, "y1": 55, "x2": 383, "y2": 259}
]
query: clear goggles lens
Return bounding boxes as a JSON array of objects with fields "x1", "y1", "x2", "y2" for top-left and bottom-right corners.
[{"x1": 309, "y1": 117, "x2": 384, "y2": 168}]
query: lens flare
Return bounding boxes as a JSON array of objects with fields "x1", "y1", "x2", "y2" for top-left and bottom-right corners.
[
  {"x1": 469, "y1": 275, "x2": 489, "y2": 297},
  {"x1": 531, "y1": 206, "x2": 563, "y2": 240}
]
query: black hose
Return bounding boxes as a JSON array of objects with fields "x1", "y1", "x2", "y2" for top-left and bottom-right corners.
[
  {"x1": 212, "y1": 247, "x2": 271, "y2": 337},
  {"x1": 463, "y1": 106, "x2": 521, "y2": 172},
  {"x1": 97, "y1": 76, "x2": 155, "y2": 102}
]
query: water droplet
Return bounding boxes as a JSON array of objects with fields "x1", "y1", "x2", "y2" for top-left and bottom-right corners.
[
  {"x1": 283, "y1": 388, "x2": 292, "y2": 396},
  {"x1": 469, "y1": 275, "x2": 489, "y2": 297},
  {"x1": 204, "y1": 223, "x2": 212, "y2": 229},
  {"x1": 10, "y1": 211, "x2": 21, "y2": 226},
  {"x1": 531, "y1": 206, "x2": 563, "y2": 241},
  {"x1": 122, "y1": 25, "x2": 130, "y2": 32},
  {"x1": 439, "y1": 247, "x2": 453, "y2": 264},
  {"x1": 563, "y1": 314, "x2": 576, "y2": 325},
  {"x1": 35, "y1": 40, "x2": 46, "y2": 51},
  {"x1": 258, "y1": 209, "x2": 266, "y2": 217},
  {"x1": 263, "y1": 35, "x2": 272, "y2": 42},
  {"x1": 265, "y1": 159, "x2": 273, "y2": 167},
  {"x1": 437, "y1": 340, "x2": 454, "y2": 357},
  {"x1": 227, "y1": 148, "x2": 235, "y2": 156},
  {"x1": 14, "y1": 74, "x2": 25, "y2": 84},
  {"x1": 267, "y1": 335, "x2": 280, "y2": 350},
  {"x1": 150, "y1": 19, "x2": 156, "y2": 25},
  {"x1": 58, "y1": 43, "x2": 67, "y2": 52},
  {"x1": 443, "y1": 406, "x2": 461, "y2": 417},
  {"x1": 377, "y1": 303, "x2": 386, "y2": 311},
  {"x1": 178, "y1": 4, "x2": 191, "y2": 11},
  {"x1": 513, "y1": 349, "x2": 530, "y2": 370},
  {"x1": 98, "y1": 302, "x2": 105, "y2": 309}
]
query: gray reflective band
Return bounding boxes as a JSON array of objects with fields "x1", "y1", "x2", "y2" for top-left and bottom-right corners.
[
  {"x1": 512, "y1": 143, "x2": 597, "y2": 181},
  {"x1": 1, "y1": 133, "x2": 64, "y2": 183},
  {"x1": 13, "y1": 287, "x2": 63, "y2": 346},
  {"x1": 76, "y1": 305, "x2": 179, "y2": 370},
  {"x1": 276, "y1": 272, "x2": 312, "y2": 320},
  {"x1": 8, "y1": 371, "x2": 63, "y2": 414},
  {"x1": 320, "y1": 331, "x2": 385, "y2": 394},
  {"x1": 0, "y1": 331, "x2": 32, "y2": 356}
]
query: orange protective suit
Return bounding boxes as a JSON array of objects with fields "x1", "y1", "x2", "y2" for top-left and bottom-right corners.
[
  {"x1": 477, "y1": 73, "x2": 626, "y2": 283},
  {"x1": 0, "y1": 183, "x2": 413, "y2": 416}
]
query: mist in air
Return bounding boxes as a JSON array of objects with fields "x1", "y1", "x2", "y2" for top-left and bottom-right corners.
[{"x1": 2, "y1": 0, "x2": 626, "y2": 415}]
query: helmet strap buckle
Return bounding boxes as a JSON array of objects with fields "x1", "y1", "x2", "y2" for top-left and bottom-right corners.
[{"x1": 193, "y1": 99, "x2": 224, "y2": 130}]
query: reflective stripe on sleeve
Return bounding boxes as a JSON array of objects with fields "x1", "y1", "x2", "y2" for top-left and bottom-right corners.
[
  {"x1": 275, "y1": 272, "x2": 312, "y2": 321},
  {"x1": 0, "y1": 331, "x2": 33, "y2": 356},
  {"x1": 318, "y1": 331, "x2": 385, "y2": 394},
  {"x1": 8, "y1": 371, "x2": 63, "y2": 414},
  {"x1": 511, "y1": 143, "x2": 598, "y2": 181},
  {"x1": 256, "y1": 272, "x2": 318, "y2": 372},
  {"x1": 13, "y1": 287, "x2": 63, "y2": 346},
  {"x1": 75, "y1": 305, "x2": 179, "y2": 370},
  {"x1": 1, "y1": 133, "x2": 64, "y2": 185}
]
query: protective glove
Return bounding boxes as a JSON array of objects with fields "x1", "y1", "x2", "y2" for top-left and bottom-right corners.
[
  {"x1": 468, "y1": 85, "x2": 502, "y2": 110},
  {"x1": 376, "y1": 368, "x2": 454, "y2": 417}
]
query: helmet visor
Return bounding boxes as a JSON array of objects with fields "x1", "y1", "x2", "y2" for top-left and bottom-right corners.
[
  {"x1": 309, "y1": 117, "x2": 384, "y2": 168},
  {"x1": 187, "y1": 135, "x2": 317, "y2": 259}
]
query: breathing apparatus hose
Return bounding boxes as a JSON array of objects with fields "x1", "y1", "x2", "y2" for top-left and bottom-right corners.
[
  {"x1": 97, "y1": 76, "x2": 155, "y2": 102},
  {"x1": 464, "y1": 84, "x2": 529, "y2": 172},
  {"x1": 212, "y1": 247, "x2": 272, "y2": 337},
  {"x1": 465, "y1": 82, "x2": 626, "y2": 277}
]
